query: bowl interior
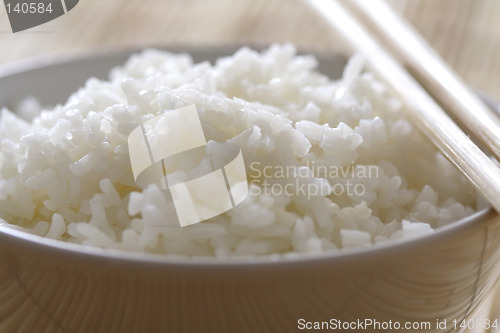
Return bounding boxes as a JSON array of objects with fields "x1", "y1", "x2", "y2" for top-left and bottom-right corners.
[
  {"x1": 0, "y1": 45, "x2": 495, "y2": 268},
  {"x1": 0, "y1": 45, "x2": 347, "y2": 108}
]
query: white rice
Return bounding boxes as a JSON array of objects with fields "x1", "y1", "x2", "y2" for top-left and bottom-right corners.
[{"x1": 0, "y1": 44, "x2": 483, "y2": 258}]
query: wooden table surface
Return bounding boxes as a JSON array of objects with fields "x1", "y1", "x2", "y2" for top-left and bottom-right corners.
[{"x1": 0, "y1": 0, "x2": 498, "y2": 100}]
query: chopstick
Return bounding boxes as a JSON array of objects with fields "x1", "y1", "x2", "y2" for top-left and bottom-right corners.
[
  {"x1": 349, "y1": 0, "x2": 500, "y2": 163},
  {"x1": 303, "y1": 0, "x2": 500, "y2": 213}
]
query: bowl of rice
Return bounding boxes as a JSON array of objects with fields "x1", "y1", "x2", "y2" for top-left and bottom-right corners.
[{"x1": 0, "y1": 44, "x2": 499, "y2": 333}]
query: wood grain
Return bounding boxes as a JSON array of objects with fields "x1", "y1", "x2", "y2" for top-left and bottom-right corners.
[{"x1": 0, "y1": 0, "x2": 498, "y2": 99}]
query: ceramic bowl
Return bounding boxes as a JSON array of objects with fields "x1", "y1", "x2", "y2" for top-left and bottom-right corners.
[{"x1": 0, "y1": 46, "x2": 499, "y2": 333}]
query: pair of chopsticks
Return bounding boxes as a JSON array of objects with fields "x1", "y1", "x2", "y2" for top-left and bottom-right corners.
[{"x1": 303, "y1": 0, "x2": 500, "y2": 213}]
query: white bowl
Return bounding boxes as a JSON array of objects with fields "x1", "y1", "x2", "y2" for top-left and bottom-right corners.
[{"x1": 0, "y1": 46, "x2": 499, "y2": 333}]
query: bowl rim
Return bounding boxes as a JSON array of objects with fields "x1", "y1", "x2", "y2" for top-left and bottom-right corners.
[
  {"x1": 0, "y1": 44, "x2": 497, "y2": 270},
  {"x1": 0, "y1": 43, "x2": 347, "y2": 79}
]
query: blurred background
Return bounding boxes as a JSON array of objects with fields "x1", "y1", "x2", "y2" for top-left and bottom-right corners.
[{"x1": 0, "y1": 0, "x2": 498, "y2": 99}]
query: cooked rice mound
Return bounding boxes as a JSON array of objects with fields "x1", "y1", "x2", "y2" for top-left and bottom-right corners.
[{"x1": 0, "y1": 44, "x2": 482, "y2": 258}]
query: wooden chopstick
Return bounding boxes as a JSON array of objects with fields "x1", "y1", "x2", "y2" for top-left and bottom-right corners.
[
  {"x1": 348, "y1": 0, "x2": 500, "y2": 163},
  {"x1": 303, "y1": 0, "x2": 500, "y2": 213}
]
